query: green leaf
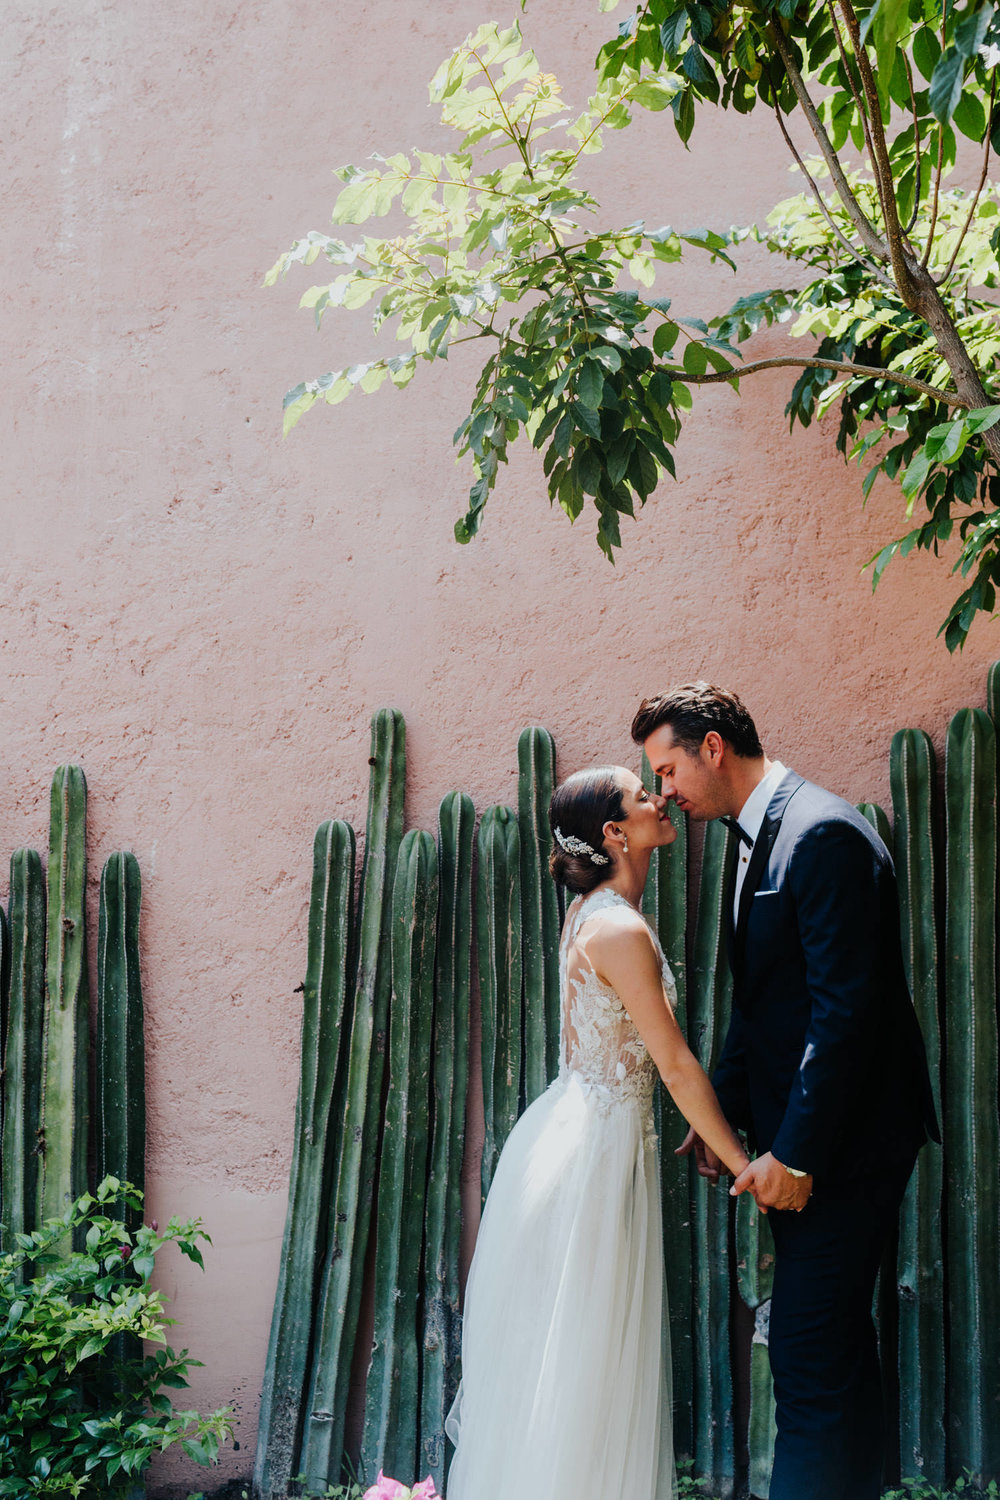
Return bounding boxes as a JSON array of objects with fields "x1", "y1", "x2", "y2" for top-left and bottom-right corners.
[
  {"x1": 964, "y1": 404, "x2": 1000, "y2": 433},
  {"x1": 929, "y1": 48, "x2": 965, "y2": 124},
  {"x1": 955, "y1": 4, "x2": 992, "y2": 58},
  {"x1": 901, "y1": 448, "x2": 934, "y2": 498},
  {"x1": 872, "y1": 0, "x2": 910, "y2": 93},
  {"x1": 681, "y1": 43, "x2": 717, "y2": 93},
  {"x1": 571, "y1": 400, "x2": 603, "y2": 439},
  {"x1": 574, "y1": 445, "x2": 603, "y2": 495},
  {"x1": 576, "y1": 359, "x2": 607, "y2": 409},
  {"x1": 912, "y1": 25, "x2": 942, "y2": 80},
  {"x1": 953, "y1": 90, "x2": 987, "y2": 139},
  {"x1": 607, "y1": 432, "x2": 635, "y2": 485},
  {"x1": 652, "y1": 321, "x2": 680, "y2": 356},
  {"x1": 682, "y1": 340, "x2": 709, "y2": 377},
  {"x1": 660, "y1": 10, "x2": 689, "y2": 55}
]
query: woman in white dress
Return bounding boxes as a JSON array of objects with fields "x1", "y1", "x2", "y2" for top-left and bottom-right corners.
[{"x1": 445, "y1": 765, "x2": 751, "y2": 1499}]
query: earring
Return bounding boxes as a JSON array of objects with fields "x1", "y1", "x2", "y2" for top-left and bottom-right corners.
[{"x1": 622, "y1": 834, "x2": 629, "y2": 854}]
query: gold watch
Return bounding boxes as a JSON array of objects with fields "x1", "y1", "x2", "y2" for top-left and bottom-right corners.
[{"x1": 784, "y1": 1165, "x2": 809, "y2": 1178}]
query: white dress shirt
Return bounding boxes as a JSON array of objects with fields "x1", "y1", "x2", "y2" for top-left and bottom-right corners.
[{"x1": 731, "y1": 761, "x2": 787, "y2": 921}]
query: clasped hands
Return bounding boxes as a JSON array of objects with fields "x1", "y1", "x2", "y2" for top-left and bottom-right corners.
[{"x1": 675, "y1": 1128, "x2": 813, "y2": 1213}]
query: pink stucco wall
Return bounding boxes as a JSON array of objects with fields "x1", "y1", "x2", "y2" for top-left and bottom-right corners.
[{"x1": 2, "y1": 2, "x2": 996, "y2": 1492}]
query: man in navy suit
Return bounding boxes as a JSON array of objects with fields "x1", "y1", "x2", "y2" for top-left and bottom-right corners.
[{"x1": 633, "y1": 682, "x2": 939, "y2": 1500}]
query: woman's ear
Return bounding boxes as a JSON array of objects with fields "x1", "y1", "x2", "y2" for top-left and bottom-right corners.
[{"x1": 602, "y1": 820, "x2": 625, "y2": 849}]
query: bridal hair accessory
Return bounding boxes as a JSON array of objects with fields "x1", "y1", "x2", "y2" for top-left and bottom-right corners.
[{"x1": 554, "y1": 827, "x2": 610, "y2": 864}]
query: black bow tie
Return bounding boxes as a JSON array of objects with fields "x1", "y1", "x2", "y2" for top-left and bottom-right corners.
[{"x1": 720, "y1": 815, "x2": 753, "y2": 849}]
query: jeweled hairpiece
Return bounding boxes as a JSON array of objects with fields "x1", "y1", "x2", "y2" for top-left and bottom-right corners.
[{"x1": 554, "y1": 827, "x2": 610, "y2": 864}]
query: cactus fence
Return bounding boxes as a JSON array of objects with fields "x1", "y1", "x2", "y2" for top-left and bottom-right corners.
[{"x1": 256, "y1": 673, "x2": 1000, "y2": 1498}]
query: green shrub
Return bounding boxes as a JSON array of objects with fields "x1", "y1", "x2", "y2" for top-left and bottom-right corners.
[{"x1": 0, "y1": 1176, "x2": 233, "y2": 1496}]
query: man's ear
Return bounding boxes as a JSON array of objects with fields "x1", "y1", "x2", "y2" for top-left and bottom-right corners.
[{"x1": 704, "y1": 730, "x2": 725, "y2": 766}]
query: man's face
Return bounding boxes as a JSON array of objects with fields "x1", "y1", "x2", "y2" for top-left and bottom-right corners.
[{"x1": 643, "y1": 723, "x2": 726, "y2": 822}]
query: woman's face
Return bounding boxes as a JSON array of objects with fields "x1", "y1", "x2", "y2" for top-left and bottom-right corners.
[{"x1": 612, "y1": 767, "x2": 677, "y2": 850}]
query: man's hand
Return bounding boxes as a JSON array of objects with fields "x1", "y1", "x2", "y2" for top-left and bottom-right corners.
[
  {"x1": 675, "y1": 1126, "x2": 724, "y2": 1184},
  {"x1": 730, "y1": 1151, "x2": 812, "y2": 1213}
]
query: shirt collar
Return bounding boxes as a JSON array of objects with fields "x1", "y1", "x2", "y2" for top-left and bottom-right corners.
[{"x1": 734, "y1": 761, "x2": 787, "y2": 845}]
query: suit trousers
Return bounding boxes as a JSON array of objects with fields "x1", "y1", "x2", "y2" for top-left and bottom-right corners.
[{"x1": 765, "y1": 1158, "x2": 916, "y2": 1500}]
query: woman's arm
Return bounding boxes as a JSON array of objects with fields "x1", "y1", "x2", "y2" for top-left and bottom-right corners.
[{"x1": 583, "y1": 914, "x2": 750, "y2": 1177}]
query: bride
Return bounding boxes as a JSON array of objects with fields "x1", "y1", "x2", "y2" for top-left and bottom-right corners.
[{"x1": 445, "y1": 765, "x2": 751, "y2": 1498}]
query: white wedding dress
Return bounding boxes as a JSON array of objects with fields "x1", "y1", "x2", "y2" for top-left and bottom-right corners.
[{"x1": 445, "y1": 887, "x2": 675, "y2": 1499}]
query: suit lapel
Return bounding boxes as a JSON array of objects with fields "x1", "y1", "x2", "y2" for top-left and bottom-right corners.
[{"x1": 731, "y1": 770, "x2": 805, "y2": 974}]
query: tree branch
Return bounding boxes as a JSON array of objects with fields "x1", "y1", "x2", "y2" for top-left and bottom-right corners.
[
  {"x1": 772, "y1": 103, "x2": 896, "y2": 288},
  {"x1": 678, "y1": 355, "x2": 965, "y2": 404},
  {"x1": 837, "y1": 0, "x2": 915, "y2": 299},
  {"x1": 767, "y1": 17, "x2": 891, "y2": 263}
]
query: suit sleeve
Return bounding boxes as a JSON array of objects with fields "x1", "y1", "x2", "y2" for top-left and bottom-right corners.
[
  {"x1": 769, "y1": 818, "x2": 887, "y2": 1177},
  {"x1": 711, "y1": 1009, "x2": 753, "y2": 1136}
]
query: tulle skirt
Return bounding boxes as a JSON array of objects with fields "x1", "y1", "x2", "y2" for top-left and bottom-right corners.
[{"x1": 445, "y1": 1069, "x2": 674, "y2": 1499}]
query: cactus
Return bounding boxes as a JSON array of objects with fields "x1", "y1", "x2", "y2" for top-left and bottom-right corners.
[
  {"x1": 890, "y1": 729, "x2": 945, "y2": 1484},
  {"x1": 97, "y1": 853, "x2": 144, "y2": 1225},
  {"x1": 517, "y1": 727, "x2": 560, "y2": 1101},
  {"x1": 301, "y1": 710, "x2": 406, "y2": 1485},
  {"x1": 988, "y1": 658, "x2": 1000, "y2": 724},
  {"x1": 477, "y1": 805, "x2": 522, "y2": 1200},
  {"x1": 688, "y1": 818, "x2": 735, "y2": 1497},
  {"x1": 253, "y1": 820, "x2": 356, "y2": 1500},
  {"x1": 39, "y1": 765, "x2": 88, "y2": 1231},
  {"x1": 362, "y1": 830, "x2": 438, "y2": 1482},
  {"x1": 640, "y1": 753, "x2": 694, "y2": 1460},
  {"x1": 943, "y1": 708, "x2": 1000, "y2": 1480},
  {"x1": 749, "y1": 1306, "x2": 778, "y2": 1499},
  {"x1": 857, "y1": 801, "x2": 891, "y2": 849},
  {"x1": 420, "y1": 793, "x2": 475, "y2": 1488},
  {"x1": 1, "y1": 852, "x2": 45, "y2": 1255},
  {"x1": 737, "y1": 1193, "x2": 776, "y2": 1496}
]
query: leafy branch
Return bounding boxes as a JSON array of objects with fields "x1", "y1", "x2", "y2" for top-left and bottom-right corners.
[{"x1": 271, "y1": 8, "x2": 1000, "y2": 646}]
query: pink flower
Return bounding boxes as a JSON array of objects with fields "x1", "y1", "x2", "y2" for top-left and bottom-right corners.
[
  {"x1": 361, "y1": 1475, "x2": 440, "y2": 1500},
  {"x1": 362, "y1": 1474, "x2": 412, "y2": 1500}
]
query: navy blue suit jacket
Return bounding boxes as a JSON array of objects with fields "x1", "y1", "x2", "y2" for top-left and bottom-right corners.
[{"x1": 711, "y1": 771, "x2": 939, "y2": 1184}]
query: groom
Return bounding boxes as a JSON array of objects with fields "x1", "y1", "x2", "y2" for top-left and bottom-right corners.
[{"x1": 632, "y1": 682, "x2": 939, "y2": 1500}]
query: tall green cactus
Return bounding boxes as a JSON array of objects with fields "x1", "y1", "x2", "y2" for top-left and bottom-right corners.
[
  {"x1": 301, "y1": 710, "x2": 406, "y2": 1485},
  {"x1": 1, "y1": 851, "x2": 45, "y2": 1255},
  {"x1": 477, "y1": 805, "x2": 521, "y2": 1201},
  {"x1": 737, "y1": 1194, "x2": 776, "y2": 1497},
  {"x1": 39, "y1": 765, "x2": 88, "y2": 1230},
  {"x1": 857, "y1": 801, "x2": 892, "y2": 848},
  {"x1": 97, "y1": 853, "x2": 144, "y2": 1223},
  {"x1": 890, "y1": 729, "x2": 945, "y2": 1484},
  {"x1": 688, "y1": 818, "x2": 735, "y2": 1498},
  {"x1": 987, "y1": 658, "x2": 1000, "y2": 724},
  {"x1": 640, "y1": 754, "x2": 694, "y2": 1460},
  {"x1": 254, "y1": 820, "x2": 356, "y2": 1500},
  {"x1": 363, "y1": 830, "x2": 438, "y2": 1482},
  {"x1": 517, "y1": 727, "x2": 560, "y2": 1101},
  {"x1": 420, "y1": 792, "x2": 474, "y2": 1489},
  {"x1": 943, "y1": 708, "x2": 1000, "y2": 1481}
]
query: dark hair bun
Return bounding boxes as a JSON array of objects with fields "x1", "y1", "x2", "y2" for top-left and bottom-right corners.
[{"x1": 548, "y1": 768, "x2": 625, "y2": 896}]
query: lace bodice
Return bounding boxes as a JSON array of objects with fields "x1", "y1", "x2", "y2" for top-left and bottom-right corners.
[{"x1": 559, "y1": 889, "x2": 676, "y2": 1129}]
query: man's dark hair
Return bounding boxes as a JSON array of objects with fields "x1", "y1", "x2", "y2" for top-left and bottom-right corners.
[{"x1": 631, "y1": 681, "x2": 763, "y2": 759}]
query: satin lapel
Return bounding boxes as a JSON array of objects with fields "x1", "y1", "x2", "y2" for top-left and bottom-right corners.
[
  {"x1": 732, "y1": 771, "x2": 805, "y2": 973},
  {"x1": 722, "y1": 827, "x2": 739, "y2": 970}
]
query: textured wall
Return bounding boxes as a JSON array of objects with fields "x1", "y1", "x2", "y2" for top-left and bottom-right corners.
[{"x1": 1, "y1": 1, "x2": 995, "y2": 1492}]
